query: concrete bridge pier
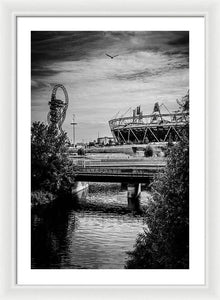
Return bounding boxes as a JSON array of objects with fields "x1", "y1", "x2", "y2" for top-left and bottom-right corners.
[{"x1": 127, "y1": 183, "x2": 141, "y2": 210}]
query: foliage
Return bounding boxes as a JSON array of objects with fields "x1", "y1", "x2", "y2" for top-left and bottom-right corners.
[
  {"x1": 31, "y1": 122, "x2": 75, "y2": 198},
  {"x1": 125, "y1": 132, "x2": 189, "y2": 269},
  {"x1": 31, "y1": 190, "x2": 55, "y2": 208},
  {"x1": 144, "y1": 145, "x2": 154, "y2": 157},
  {"x1": 77, "y1": 147, "x2": 86, "y2": 156}
]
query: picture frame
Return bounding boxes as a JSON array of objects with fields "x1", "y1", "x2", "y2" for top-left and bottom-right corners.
[{"x1": 0, "y1": 0, "x2": 218, "y2": 298}]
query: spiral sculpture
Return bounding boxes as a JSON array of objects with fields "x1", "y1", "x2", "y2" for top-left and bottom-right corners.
[{"x1": 47, "y1": 84, "x2": 69, "y2": 134}]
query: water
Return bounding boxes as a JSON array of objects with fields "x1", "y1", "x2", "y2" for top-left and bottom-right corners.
[{"x1": 31, "y1": 183, "x2": 150, "y2": 269}]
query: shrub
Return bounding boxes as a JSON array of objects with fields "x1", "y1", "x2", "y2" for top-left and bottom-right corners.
[
  {"x1": 31, "y1": 190, "x2": 55, "y2": 208},
  {"x1": 144, "y1": 146, "x2": 154, "y2": 157},
  {"x1": 125, "y1": 134, "x2": 189, "y2": 269},
  {"x1": 77, "y1": 147, "x2": 86, "y2": 156},
  {"x1": 31, "y1": 122, "x2": 76, "y2": 197}
]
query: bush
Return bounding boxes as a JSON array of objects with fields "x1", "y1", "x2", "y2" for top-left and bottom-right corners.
[
  {"x1": 144, "y1": 146, "x2": 154, "y2": 157},
  {"x1": 125, "y1": 134, "x2": 189, "y2": 269},
  {"x1": 31, "y1": 190, "x2": 55, "y2": 208},
  {"x1": 31, "y1": 122, "x2": 76, "y2": 198},
  {"x1": 77, "y1": 147, "x2": 86, "y2": 156}
]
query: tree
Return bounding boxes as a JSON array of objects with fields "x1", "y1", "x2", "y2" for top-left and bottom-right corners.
[
  {"x1": 77, "y1": 147, "x2": 86, "y2": 156},
  {"x1": 31, "y1": 122, "x2": 75, "y2": 197},
  {"x1": 144, "y1": 145, "x2": 154, "y2": 157},
  {"x1": 125, "y1": 132, "x2": 189, "y2": 269}
]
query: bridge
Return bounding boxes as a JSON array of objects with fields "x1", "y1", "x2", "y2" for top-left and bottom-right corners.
[
  {"x1": 75, "y1": 159, "x2": 166, "y2": 183},
  {"x1": 73, "y1": 158, "x2": 166, "y2": 210}
]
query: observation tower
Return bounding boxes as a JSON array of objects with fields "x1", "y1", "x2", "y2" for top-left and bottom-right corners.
[{"x1": 47, "y1": 84, "x2": 69, "y2": 135}]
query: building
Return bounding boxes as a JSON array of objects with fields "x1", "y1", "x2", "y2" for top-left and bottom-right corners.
[
  {"x1": 97, "y1": 136, "x2": 115, "y2": 146},
  {"x1": 109, "y1": 92, "x2": 189, "y2": 144}
]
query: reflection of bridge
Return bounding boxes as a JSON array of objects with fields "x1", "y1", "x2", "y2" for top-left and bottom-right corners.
[
  {"x1": 74, "y1": 159, "x2": 166, "y2": 210},
  {"x1": 75, "y1": 160, "x2": 166, "y2": 183}
]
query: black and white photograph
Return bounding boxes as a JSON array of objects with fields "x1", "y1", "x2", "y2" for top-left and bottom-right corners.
[{"x1": 31, "y1": 30, "x2": 189, "y2": 270}]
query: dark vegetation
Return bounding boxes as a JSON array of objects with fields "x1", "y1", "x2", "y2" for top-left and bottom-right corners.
[
  {"x1": 125, "y1": 129, "x2": 189, "y2": 269},
  {"x1": 125, "y1": 91, "x2": 189, "y2": 269},
  {"x1": 31, "y1": 122, "x2": 76, "y2": 207},
  {"x1": 77, "y1": 147, "x2": 86, "y2": 156},
  {"x1": 144, "y1": 145, "x2": 154, "y2": 157}
]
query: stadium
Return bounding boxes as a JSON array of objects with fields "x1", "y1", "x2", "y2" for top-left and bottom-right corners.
[{"x1": 109, "y1": 91, "x2": 189, "y2": 144}]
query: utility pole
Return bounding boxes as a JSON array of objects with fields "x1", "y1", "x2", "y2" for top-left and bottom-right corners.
[{"x1": 70, "y1": 114, "x2": 77, "y2": 147}]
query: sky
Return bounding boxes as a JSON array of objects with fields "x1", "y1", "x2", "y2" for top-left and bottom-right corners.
[{"x1": 31, "y1": 31, "x2": 189, "y2": 143}]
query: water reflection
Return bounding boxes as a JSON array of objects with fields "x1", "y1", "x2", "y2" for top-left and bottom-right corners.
[
  {"x1": 31, "y1": 183, "x2": 149, "y2": 269},
  {"x1": 31, "y1": 201, "x2": 78, "y2": 268}
]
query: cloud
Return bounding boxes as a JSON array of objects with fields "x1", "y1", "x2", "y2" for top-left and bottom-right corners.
[
  {"x1": 31, "y1": 31, "x2": 189, "y2": 142},
  {"x1": 31, "y1": 80, "x2": 51, "y2": 90},
  {"x1": 31, "y1": 31, "x2": 189, "y2": 65},
  {"x1": 115, "y1": 62, "x2": 189, "y2": 82},
  {"x1": 167, "y1": 31, "x2": 189, "y2": 45},
  {"x1": 32, "y1": 66, "x2": 62, "y2": 78}
]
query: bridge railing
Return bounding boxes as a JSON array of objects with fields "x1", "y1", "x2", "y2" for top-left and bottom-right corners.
[
  {"x1": 76, "y1": 166, "x2": 165, "y2": 175},
  {"x1": 72, "y1": 158, "x2": 166, "y2": 168},
  {"x1": 73, "y1": 159, "x2": 102, "y2": 167}
]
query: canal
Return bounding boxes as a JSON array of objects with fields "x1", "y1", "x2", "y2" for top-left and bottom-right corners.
[{"x1": 31, "y1": 183, "x2": 150, "y2": 269}]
